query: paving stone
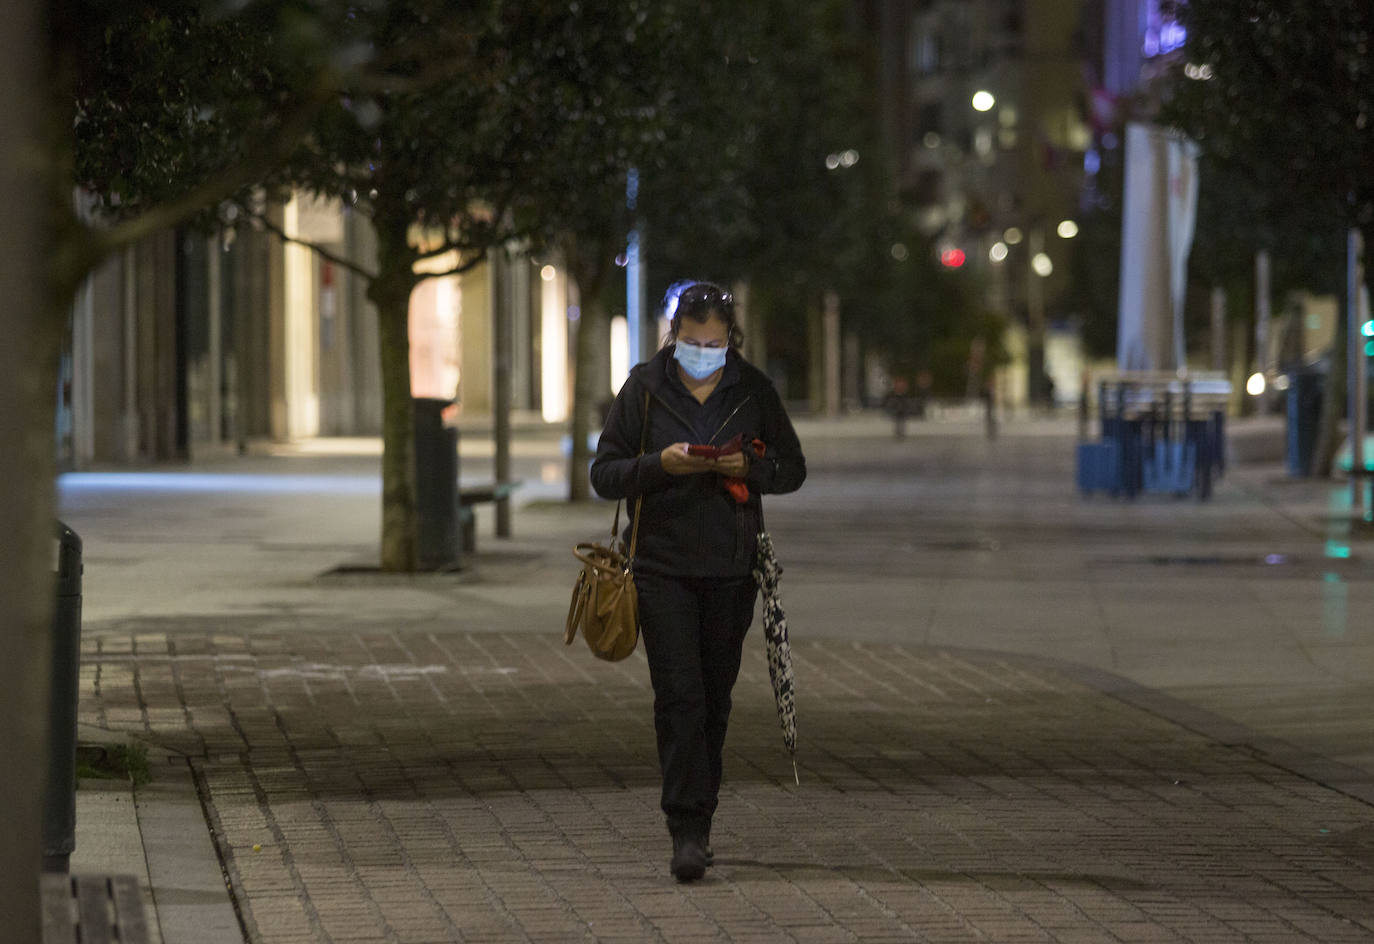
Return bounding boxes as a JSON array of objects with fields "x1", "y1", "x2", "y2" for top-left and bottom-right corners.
[{"x1": 80, "y1": 629, "x2": 1374, "y2": 943}]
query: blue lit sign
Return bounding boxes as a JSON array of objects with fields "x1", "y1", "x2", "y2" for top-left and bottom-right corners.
[{"x1": 1143, "y1": 3, "x2": 1187, "y2": 58}]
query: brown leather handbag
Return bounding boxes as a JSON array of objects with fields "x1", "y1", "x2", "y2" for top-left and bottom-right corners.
[{"x1": 565, "y1": 392, "x2": 649, "y2": 662}]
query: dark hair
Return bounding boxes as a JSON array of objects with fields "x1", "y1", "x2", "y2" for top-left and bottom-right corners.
[{"x1": 662, "y1": 280, "x2": 745, "y2": 349}]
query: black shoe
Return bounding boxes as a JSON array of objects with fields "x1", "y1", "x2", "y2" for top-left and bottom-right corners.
[
  {"x1": 670, "y1": 835, "x2": 708, "y2": 882},
  {"x1": 703, "y1": 832, "x2": 714, "y2": 867}
]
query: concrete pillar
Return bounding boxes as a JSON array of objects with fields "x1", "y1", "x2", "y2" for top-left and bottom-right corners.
[
  {"x1": 492, "y1": 250, "x2": 513, "y2": 536},
  {"x1": 807, "y1": 299, "x2": 823, "y2": 412},
  {"x1": 267, "y1": 204, "x2": 289, "y2": 440},
  {"x1": 206, "y1": 235, "x2": 223, "y2": 444},
  {"x1": 281, "y1": 194, "x2": 320, "y2": 440},
  {"x1": 347, "y1": 213, "x2": 382, "y2": 434},
  {"x1": 69, "y1": 274, "x2": 95, "y2": 467},
  {"x1": 736, "y1": 281, "x2": 766, "y2": 369},
  {"x1": 121, "y1": 248, "x2": 140, "y2": 458},
  {"x1": 823, "y1": 290, "x2": 842, "y2": 417},
  {"x1": 844, "y1": 330, "x2": 862, "y2": 409},
  {"x1": 540, "y1": 262, "x2": 569, "y2": 423},
  {"x1": 1255, "y1": 249, "x2": 1271, "y2": 374},
  {"x1": 1348, "y1": 229, "x2": 1368, "y2": 519},
  {"x1": 1210, "y1": 286, "x2": 1227, "y2": 373},
  {"x1": 134, "y1": 231, "x2": 179, "y2": 460},
  {"x1": 509, "y1": 252, "x2": 532, "y2": 410},
  {"x1": 1027, "y1": 227, "x2": 1047, "y2": 404},
  {"x1": 232, "y1": 224, "x2": 275, "y2": 443},
  {"x1": 459, "y1": 260, "x2": 492, "y2": 414}
]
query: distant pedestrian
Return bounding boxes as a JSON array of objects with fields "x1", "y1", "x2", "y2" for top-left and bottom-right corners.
[
  {"x1": 1078, "y1": 369, "x2": 1092, "y2": 440},
  {"x1": 883, "y1": 376, "x2": 913, "y2": 439},
  {"x1": 590, "y1": 281, "x2": 807, "y2": 882},
  {"x1": 981, "y1": 378, "x2": 997, "y2": 440}
]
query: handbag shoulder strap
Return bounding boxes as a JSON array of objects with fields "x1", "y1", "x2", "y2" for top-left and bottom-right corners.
[
  {"x1": 611, "y1": 389, "x2": 652, "y2": 545},
  {"x1": 626, "y1": 391, "x2": 651, "y2": 557}
]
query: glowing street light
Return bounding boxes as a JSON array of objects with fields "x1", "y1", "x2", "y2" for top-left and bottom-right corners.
[
  {"x1": 1246, "y1": 372, "x2": 1267, "y2": 397},
  {"x1": 826, "y1": 149, "x2": 860, "y2": 171},
  {"x1": 1056, "y1": 219, "x2": 1079, "y2": 239},
  {"x1": 1031, "y1": 252, "x2": 1053, "y2": 277},
  {"x1": 540, "y1": 265, "x2": 556, "y2": 282},
  {"x1": 971, "y1": 90, "x2": 996, "y2": 112},
  {"x1": 1004, "y1": 227, "x2": 1023, "y2": 245},
  {"x1": 989, "y1": 241, "x2": 1008, "y2": 263}
]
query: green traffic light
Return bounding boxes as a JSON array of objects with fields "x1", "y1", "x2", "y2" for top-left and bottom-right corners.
[
  {"x1": 1363, "y1": 319, "x2": 1374, "y2": 338},
  {"x1": 1366, "y1": 340, "x2": 1374, "y2": 357}
]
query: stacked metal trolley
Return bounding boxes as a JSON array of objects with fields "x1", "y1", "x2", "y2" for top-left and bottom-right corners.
[{"x1": 1076, "y1": 372, "x2": 1232, "y2": 500}]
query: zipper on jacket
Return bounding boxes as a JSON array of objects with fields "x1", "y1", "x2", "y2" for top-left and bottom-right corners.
[
  {"x1": 648, "y1": 389, "x2": 752, "y2": 445},
  {"x1": 647, "y1": 391, "x2": 697, "y2": 440},
  {"x1": 708, "y1": 396, "x2": 752, "y2": 444}
]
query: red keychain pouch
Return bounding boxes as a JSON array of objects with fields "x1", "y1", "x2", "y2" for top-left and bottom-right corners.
[{"x1": 722, "y1": 439, "x2": 766, "y2": 504}]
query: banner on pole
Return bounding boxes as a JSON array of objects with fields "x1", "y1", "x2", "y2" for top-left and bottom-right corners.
[{"x1": 1117, "y1": 122, "x2": 1199, "y2": 372}]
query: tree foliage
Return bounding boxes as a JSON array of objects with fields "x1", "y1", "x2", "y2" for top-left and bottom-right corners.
[
  {"x1": 1158, "y1": 0, "x2": 1371, "y2": 297},
  {"x1": 72, "y1": 0, "x2": 700, "y2": 566},
  {"x1": 1158, "y1": 0, "x2": 1372, "y2": 473},
  {"x1": 643, "y1": 0, "x2": 891, "y2": 289},
  {"x1": 62, "y1": 0, "x2": 347, "y2": 294},
  {"x1": 632, "y1": 0, "x2": 1002, "y2": 396},
  {"x1": 1160, "y1": 0, "x2": 1372, "y2": 234}
]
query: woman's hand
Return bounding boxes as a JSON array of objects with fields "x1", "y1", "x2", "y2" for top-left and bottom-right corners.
[
  {"x1": 660, "y1": 443, "x2": 716, "y2": 476},
  {"x1": 710, "y1": 452, "x2": 749, "y2": 477}
]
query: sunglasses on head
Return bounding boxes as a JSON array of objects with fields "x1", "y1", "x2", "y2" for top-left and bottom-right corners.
[{"x1": 678, "y1": 284, "x2": 734, "y2": 314}]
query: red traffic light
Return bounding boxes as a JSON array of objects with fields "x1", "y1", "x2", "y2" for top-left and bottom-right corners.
[{"x1": 940, "y1": 248, "x2": 966, "y2": 268}]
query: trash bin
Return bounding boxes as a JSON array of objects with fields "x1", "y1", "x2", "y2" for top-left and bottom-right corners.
[
  {"x1": 1286, "y1": 370, "x2": 1324, "y2": 477},
  {"x1": 413, "y1": 397, "x2": 460, "y2": 570},
  {"x1": 43, "y1": 521, "x2": 82, "y2": 873}
]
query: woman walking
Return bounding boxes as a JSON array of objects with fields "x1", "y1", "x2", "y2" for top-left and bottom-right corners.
[{"x1": 590, "y1": 281, "x2": 806, "y2": 881}]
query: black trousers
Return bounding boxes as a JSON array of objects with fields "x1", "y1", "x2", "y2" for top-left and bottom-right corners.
[{"x1": 635, "y1": 572, "x2": 758, "y2": 840}]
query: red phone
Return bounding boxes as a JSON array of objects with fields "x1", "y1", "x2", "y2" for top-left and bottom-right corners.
[{"x1": 686, "y1": 433, "x2": 743, "y2": 458}]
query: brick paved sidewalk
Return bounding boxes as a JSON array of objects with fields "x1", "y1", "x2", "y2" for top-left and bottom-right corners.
[{"x1": 82, "y1": 628, "x2": 1374, "y2": 944}]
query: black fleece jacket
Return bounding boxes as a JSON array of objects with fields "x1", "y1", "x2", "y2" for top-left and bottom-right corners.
[{"x1": 590, "y1": 346, "x2": 806, "y2": 578}]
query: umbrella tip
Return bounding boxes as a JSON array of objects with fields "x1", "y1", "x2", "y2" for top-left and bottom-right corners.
[{"x1": 792, "y1": 759, "x2": 800, "y2": 786}]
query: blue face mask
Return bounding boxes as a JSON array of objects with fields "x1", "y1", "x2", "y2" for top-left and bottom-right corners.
[{"x1": 674, "y1": 342, "x2": 729, "y2": 379}]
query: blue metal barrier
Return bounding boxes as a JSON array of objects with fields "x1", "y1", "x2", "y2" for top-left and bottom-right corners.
[{"x1": 1077, "y1": 374, "x2": 1229, "y2": 501}]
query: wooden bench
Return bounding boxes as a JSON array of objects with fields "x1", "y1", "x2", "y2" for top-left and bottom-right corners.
[
  {"x1": 458, "y1": 480, "x2": 522, "y2": 553},
  {"x1": 42, "y1": 873, "x2": 150, "y2": 944}
]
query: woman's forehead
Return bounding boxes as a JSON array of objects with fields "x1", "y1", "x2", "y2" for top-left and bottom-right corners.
[{"x1": 678, "y1": 312, "x2": 729, "y2": 336}]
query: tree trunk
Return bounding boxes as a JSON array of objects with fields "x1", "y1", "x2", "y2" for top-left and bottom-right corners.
[
  {"x1": 569, "y1": 294, "x2": 605, "y2": 501},
  {"x1": 0, "y1": 0, "x2": 56, "y2": 931},
  {"x1": 565, "y1": 246, "x2": 612, "y2": 503},
  {"x1": 367, "y1": 212, "x2": 419, "y2": 571}
]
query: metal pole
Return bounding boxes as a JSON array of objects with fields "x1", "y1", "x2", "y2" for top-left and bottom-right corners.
[
  {"x1": 626, "y1": 169, "x2": 647, "y2": 364},
  {"x1": 1349, "y1": 229, "x2": 1368, "y2": 519},
  {"x1": 44, "y1": 524, "x2": 83, "y2": 873}
]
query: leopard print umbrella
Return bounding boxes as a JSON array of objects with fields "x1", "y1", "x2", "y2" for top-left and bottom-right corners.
[{"x1": 752, "y1": 531, "x2": 798, "y2": 784}]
